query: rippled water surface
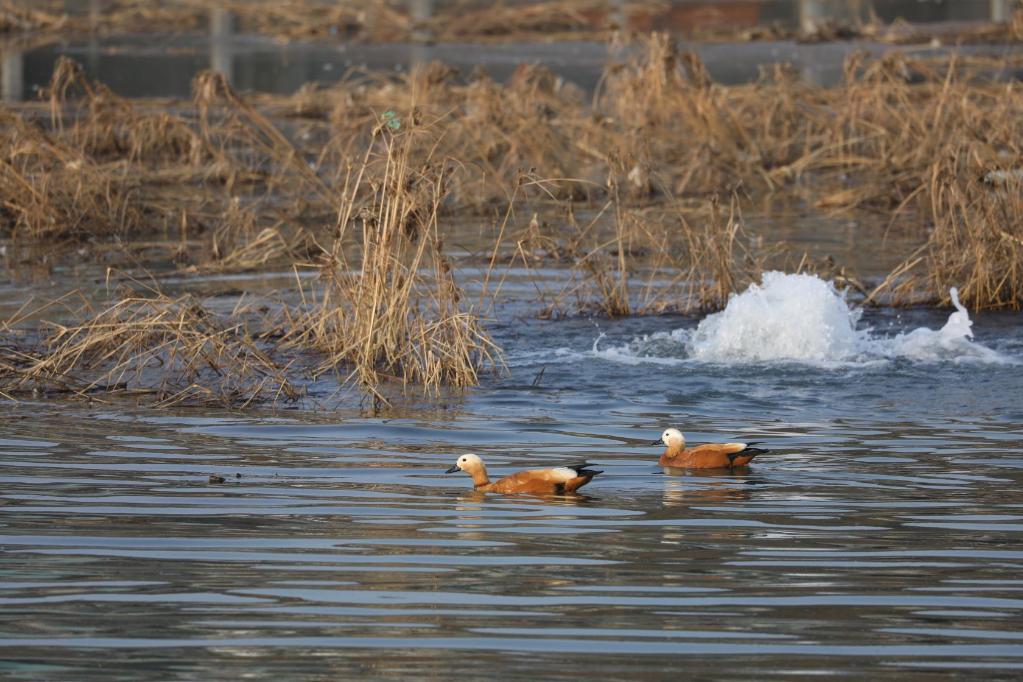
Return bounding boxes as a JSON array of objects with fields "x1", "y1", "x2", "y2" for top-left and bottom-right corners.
[{"x1": 2, "y1": 298, "x2": 1023, "y2": 680}]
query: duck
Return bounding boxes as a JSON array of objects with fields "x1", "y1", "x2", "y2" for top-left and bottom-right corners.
[
  {"x1": 651, "y1": 428, "x2": 768, "y2": 469},
  {"x1": 445, "y1": 454, "x2": 602, "y2": 494}
]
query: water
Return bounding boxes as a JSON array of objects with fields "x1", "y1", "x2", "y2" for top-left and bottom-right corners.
[
  {"x1": 2, "y1": 274, "x2": 1023, "y2": 679},
  {"x1": 4, "y1": 3, "x2": 1023, "y2": 672},
  {"x1": 590, "y1": 273, "x2": 1011, "y2": 365}
]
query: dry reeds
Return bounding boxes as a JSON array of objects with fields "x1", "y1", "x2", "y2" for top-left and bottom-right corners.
[
  {"x1": 434, "y1": 1, "x2": 610, "y2": 41},
  {"x1": 0, "y1": 109, "x2": 146, "y2": 240},
  {"x1": 9, "y1": 0, "x2": 1020, "y2": 46},
  {"x1": 4, "y1": 32, "x2": 1023, "y2": 367},
  {"x1": 0, "y1": 2, "x2": 66, "y2": 34},
  {"x1": 877, "y1": 157, "x2": 1023, "y2": 310},
  {"x1": 0, "y1": 292, "x2": 301, "y2": 406},
  {"x1": 277, "y1": 117, "x2": 501, "y2": 398},
  {"x1": 0, "y1": 58, "x2": 208, "y2": 241},
  {"x1": 1, "y1": 0, "x2": 657, "y2": 44},
  {"x1": 47, "y1": 57, "x2": 206, "y2": 164}
]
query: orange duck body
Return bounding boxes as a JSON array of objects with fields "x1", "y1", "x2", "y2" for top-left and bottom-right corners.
[
  {"x1": 447, "y1": 454, "x2": 602, "y2": 494},
  {"x1": 653, "y1": 428, "x2": 768, "y2": 470}
]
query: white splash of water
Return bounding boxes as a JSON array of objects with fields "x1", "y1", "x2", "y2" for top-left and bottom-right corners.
[
  {"x1": 586, "y1": 272, "x2": 1009, "y2": 367},
  {"x1": 688, "y1": 272, "x2": 865, "y2": 362},
  {"x1": 880, "y1": 287, "x2": 1004, "y2": 363}
]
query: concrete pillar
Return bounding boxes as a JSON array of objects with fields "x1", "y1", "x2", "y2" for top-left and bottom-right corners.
[
  {"x1": 2, "y1": 50, "x2": 23, "y2": 103},
  {"x1": 800, "y1": 0, "x2": 872, "y2": 33},
  {"x1": 410, "y1": 0, "x2": 433, "y2": 43},
  {"x1": 87, "y1": 0, "x2": 101, "y2": 74},
  {"x1": 210, "y1": 6, "x2": 235, "y2": 84},
  {"x1": 991, "y1": 0, "x2": 1014, "y2": 22}
]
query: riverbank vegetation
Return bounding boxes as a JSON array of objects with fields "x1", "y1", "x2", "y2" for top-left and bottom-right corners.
[
  {"x1": 3, "y1": 0, "x2": 1022, "y2": 45},
  {"x1": 1, "y1": 35, "x2": 1021, "y2": 405}
]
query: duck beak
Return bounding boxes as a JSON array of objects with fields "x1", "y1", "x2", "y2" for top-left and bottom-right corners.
[
  {"x1": 445, "y1": 465, "x2": 460, "y2": 474},
  {"x1": 649, "y1": 439, "x2": 663, "y2": 446}
]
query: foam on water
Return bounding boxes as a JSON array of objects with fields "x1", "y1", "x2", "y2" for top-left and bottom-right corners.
[
  {"x1": 585, "y1": 272, "x2": 1009, "y2": 367},
  {"x1": 688, "y1": 272, "x2": 865, "y2": 363}
]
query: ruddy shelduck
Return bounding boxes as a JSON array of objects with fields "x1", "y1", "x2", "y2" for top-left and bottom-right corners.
[
  {"x1": 652, "y1": 428, "x2": 768, "y2": 469},
  {"x1": 446, "y1": 454, "x2": 602, "y2": 494}
]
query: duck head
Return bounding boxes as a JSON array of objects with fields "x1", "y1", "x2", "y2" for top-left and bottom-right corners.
[
  {"x1": 446, "y1": 453, "x2": 485, "y2": 473},
  {"x1": 650, "y1": 428, "x2": 686, "y2": 449},
  {"x1": 446, "y1": 453, "x2": 489, "y2": 487}
]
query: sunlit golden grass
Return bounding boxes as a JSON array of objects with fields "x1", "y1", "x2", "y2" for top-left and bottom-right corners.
[
  {"x1": 275, "y1": 119, "x2": 502, "y2": 399},
  {"x1": 874, "y1": 157, "x2": 1023, "y2": 310}
]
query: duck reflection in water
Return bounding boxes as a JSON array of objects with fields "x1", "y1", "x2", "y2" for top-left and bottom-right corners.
[
  {"x1": 454, "y1": 489, "x2": 598, "y2": 505},
  {"x1": 448, "y1": 481, "x2": 598, "y2": 539},
  {"x1": 661, "y1": 468, "x2": 757, "y2": 507}
]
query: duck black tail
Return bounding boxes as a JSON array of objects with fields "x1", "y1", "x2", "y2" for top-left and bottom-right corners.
[
  {"x1": 566, "y1": 462, "x2": 604, "y2": 477},
  {"x1": 727, "y1": 443, "x2": 770, "y2": 463},
  {"x1": 562, "y1": 465, "x2": 603, "y2": 493}
]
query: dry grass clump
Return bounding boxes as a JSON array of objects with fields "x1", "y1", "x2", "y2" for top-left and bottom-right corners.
[
  {"x1": 0, "y1": 292, "x2": 301, "y2": 406},
  {"x1": 204, "y1": 198, "x2": 316, "y2": 272},
  {"x1": 926, "y1": 171, "x2": 1023, "y2": 310},
  {"x1": 230, "y1": 1, "x2": 408, "y2": 42},
  {"x1": 878, "y1": 158, "x2": 1023, "y2": 310},
  {"x1": 687, "y1": 4, "x2": 1023, "y2": 45},
  {"x1": 436, "y1": 2, "x2": 593, "y2": 39},
  {"x1": 574, "y1": 204, "x2": 632, "y2": 317},
  {"x1": 9, "y1": 0, "x2": 1020, "y2": 46},
  {"x1": 457, "y1": 64, "x2": 596, "y2": 205},
  {"x1": 591, "y1": 38, "x2": 1023, "y2": 307},
  {"x1": 309, "y1": 61, "x2": 596, "y2": 208},
  {"x1": 616, "y1": 194, "x2": 763, "y2": 314},
  {"x1": 510, "y1": 184, "x2": 763, "y2": 318},
  {"x1": 46, "y1": 58, "x2": 206, "y2": 165},
  {"x1": 598, "y1": 35, "x2": 825, "y2": 197},
  {"x1": 7, "y1": 36, "x2": 1023, "y2": 322},
  {"x1": 0, "y1": 110, "x2": 147, "y2": 240},
  {"x1": 594, "y1": 37, "x2": 1023, "y2": 212},
  {"x1": 0, "y1": 58, "x2": 212, "y2": 241},
  {"x1": 658, "y1": 195, "x2": 763, "y2": 312},
  {"x1": 795, "y1": 54, "x2": 973, "y2": 211},
  {"x1": 1, "y1": 0, "x2": 661, "y2": 44},
  {"x1": 2, "y1": 59, "x2": 326, "y2": 261},
  {"x1": 0, "y1": 2, "x2": 65, "y2": 34},
  {"x1": 0, "y1": 0, "x2": 398, "y2": 43},
  {"x1": 193, "y1": 70, "x2": 334, "y2": 201},
  {"x1": 431, "y1": 1, "x2": 656, "y2": 41},
  {"x1": 276, "y1": 121, "x2": 500, "y2": 398}
]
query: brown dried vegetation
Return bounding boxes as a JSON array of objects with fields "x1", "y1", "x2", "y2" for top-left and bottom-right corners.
[
  {"x1": 5, "y1": 1, "x2": 1023, "y2": 46},
  {"x1": 0, "y1": 292, "x2": 300, "y2": 406},
  {"x1": 274, "y1": 122, "x2": 501, "y2": 396},
  {"x1": 2, "y1": 34, "x2": 1023, "y2": 406}
]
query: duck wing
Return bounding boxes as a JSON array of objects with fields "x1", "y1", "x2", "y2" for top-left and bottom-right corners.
[
  {"x1": 663, "y1": 442, "x2": 768, "y2": 468},
  {"x1": 491, "y1": 465, "x2": 603, "y2": 494}
]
